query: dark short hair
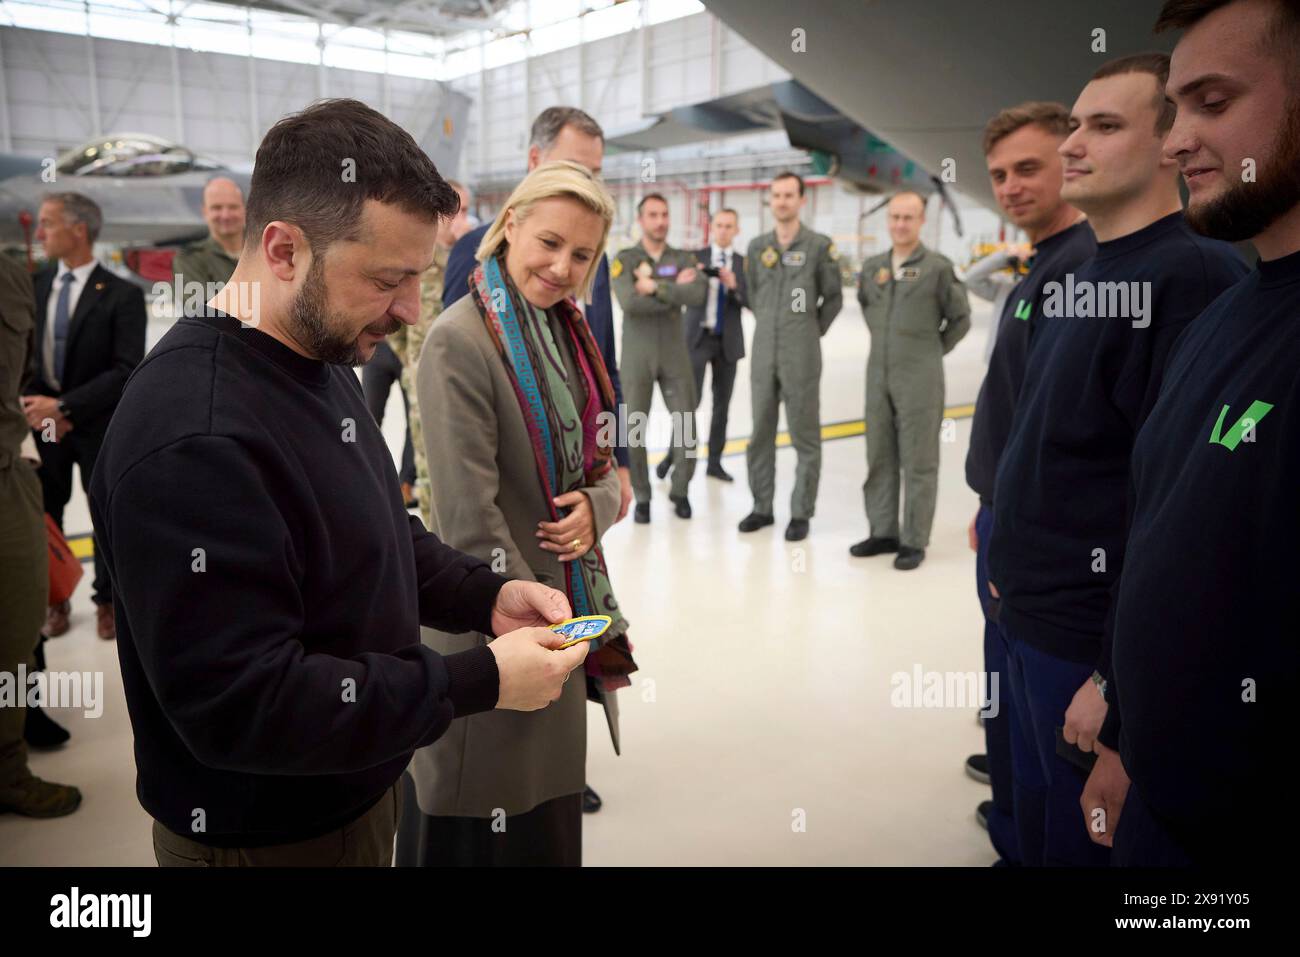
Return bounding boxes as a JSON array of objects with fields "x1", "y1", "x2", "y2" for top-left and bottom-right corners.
[
  {"x1": 714, "y1": 207, "x2": 739, "y2": 222},
  {"x1": 983, "y1": 101, "x2": 1072, "y2": 155},
  {"x1": 1090, "y1": 53, "x2": 1177, "y2": 134},
  {"x1": 771, "y1": 171, "x2": 805, "y2": 196},
  {"x1": 1156, "y1": 0, "x2": 1300, "y2": 82},
  {"x1": 42, "y1": 192, "x2": 102, "y2": 244},
  {"x1": 637, "y1": 192, "x2": 668, "y2": 215},
  {"x1": 244, "y1": 98, "x2": 459, "y2": 255},
  {"x1": 530, "y1": 106, "x2": 604, "y2": 152}
]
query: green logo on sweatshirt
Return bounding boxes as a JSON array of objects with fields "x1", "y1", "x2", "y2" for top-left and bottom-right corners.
[
  {"x1": 1209, "y1": 400, "x2": 1273, "y2": 450},
  {"x1": 1013, "y1": 299, "x2": 1032, "y2": 321}
]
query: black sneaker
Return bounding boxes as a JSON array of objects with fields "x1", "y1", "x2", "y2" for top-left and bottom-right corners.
[
  {"x1": 583, "y1": 784, "x2": 602, "y2": 814},
  {"x1": 965, "y1": 753, "x2": 991, "y2": 785},
  {"x1": 849, "y1": 536, "x2": 899, "y2": 557},
  {"x1": 634, "y1": 503, "x2": 650, "y2": 524},
  {"x1": 670, "y1": 495, "x2": 692, "y2": 519},
  {"x1": 976, "y1": 800, "x2": 993, "y2": 831},
  {"x1": 893, "y1": 546, "x2": 925, "y2": 570},
  {"x1": 655, "y1": 457, "x2": 672, "y2": 480},
  {"x1": 706, "y1": 463, "x2": 734, "y2": 482},
  {"x1": 23, "y1": 705, "x2": 71, "y2": 751},
  {"x1": 738, "y1": 512, "x2": 774, "y2": 533},
  {"x1": 784, "y1": 518, "x2": 809, "y2": 541}
]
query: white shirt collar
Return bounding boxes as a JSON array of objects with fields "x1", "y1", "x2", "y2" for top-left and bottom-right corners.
[
  {"x1": 711, "y1": 243, "x2": 732, "y2": 262},
  {"x1": 56, "y1": 259, "x2": 97, "y2": 284}
]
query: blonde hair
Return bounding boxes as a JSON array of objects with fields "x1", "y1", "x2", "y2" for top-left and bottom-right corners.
[{"x1": 476, "y1": 160, "x2": 615, "y2": 302}]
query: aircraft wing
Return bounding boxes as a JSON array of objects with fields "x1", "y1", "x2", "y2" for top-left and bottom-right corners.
[{"x1": 700, "y1": 0, "x2": 1173, "y2": 211}]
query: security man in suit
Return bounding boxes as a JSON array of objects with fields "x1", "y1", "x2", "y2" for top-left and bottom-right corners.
[
  {"x1": 661, "y1": 207, "x2": 747, "y2": 483},
  {"x1": 853, "y1": 191, "x2": 970, "y2": 570},
  {"x1": 611, "y1": 193, "x2": 707, "y2": 522},
  {"x1": 172, "y1": 177, "x2": 244, "y2": 292},
  {"x1": 740, "y1": 171, "x2": 842, "y2": 542},
  {"x1": 23, "y1": 193, "x2": 146, "y2": 639}
]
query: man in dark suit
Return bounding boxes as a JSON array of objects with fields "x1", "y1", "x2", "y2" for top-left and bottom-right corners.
[
  {"x1": 662, "y1": 207, "x2": 747, "y2": 483},
  {"x1": 23, "y1": 192, "x2": 146, "y2": 640}
]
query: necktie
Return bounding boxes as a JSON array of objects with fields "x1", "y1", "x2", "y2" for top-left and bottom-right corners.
[
  {"x1": 714, "y1": 250, "x2": 726, "y2": 336},
  {"x1": 53, "y1": 272, "x2": 75, "y2": 384}
]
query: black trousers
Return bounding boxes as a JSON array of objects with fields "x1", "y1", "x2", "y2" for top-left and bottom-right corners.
[
  {"x1": 689, "y1": 333, "x2": 738, "y2": 465},
  {"x1": 361, "y1": 340, "x2": 415, "y2": 486},
  {"x1": 35, "y1": 425, "x2": 109, "y2": 605}
]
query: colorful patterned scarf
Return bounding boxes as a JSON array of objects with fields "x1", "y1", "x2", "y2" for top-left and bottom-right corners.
[{"x1": 469, "y1": 254, "x2": 637, "y2": 694}]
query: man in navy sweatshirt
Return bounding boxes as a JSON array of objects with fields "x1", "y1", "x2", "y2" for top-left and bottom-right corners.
[
  {"x1": 965, "y1": 100, "x2": 1096, "y2": 865},
  {"x1": 1084, "y1": 0, "x2": 1300, "y2": 866},
  {"x1": 88, "y1": 99, "x2": 589, "y2": 866},
  {"x1": 987, "y1": 54, "x2": 1247, "y2": 866}
]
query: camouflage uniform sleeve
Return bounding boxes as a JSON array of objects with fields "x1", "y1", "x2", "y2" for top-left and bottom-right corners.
[{"x1": 816, "y1": 236, "x2": 844, "y2": 336}]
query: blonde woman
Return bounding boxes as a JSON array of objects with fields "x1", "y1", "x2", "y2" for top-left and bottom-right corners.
[{"x1": 399, "y1": 161, "x2": 635, "y2": 866}]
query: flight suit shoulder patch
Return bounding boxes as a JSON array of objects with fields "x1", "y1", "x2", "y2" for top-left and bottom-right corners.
[{"x1": 610, "y1": 257, "x2": 623, "y2": 279}]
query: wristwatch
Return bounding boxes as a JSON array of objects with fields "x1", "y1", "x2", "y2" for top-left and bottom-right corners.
[
  {"x1": 57, "y1": 399, "x2": 71, "y2": 421},
  {"x1": 1090, "y1": 669, "x2": 1107, "y2": 702}
]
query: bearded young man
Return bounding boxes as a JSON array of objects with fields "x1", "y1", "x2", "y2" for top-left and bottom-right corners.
[
  {"x1": 88, "y1": 99, "x2": 587, "y2": 866},
  {"x1": 1084, "y1": 0, "x2": 1300, "y2": 867}
]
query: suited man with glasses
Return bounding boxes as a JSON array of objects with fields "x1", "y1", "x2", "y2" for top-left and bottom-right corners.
[{"x1": 23, "y1": 192, "x2": 146, "y2": 641}]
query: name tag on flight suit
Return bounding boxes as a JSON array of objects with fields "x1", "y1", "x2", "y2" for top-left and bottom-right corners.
[
  {"x1": 782, "y1": 251, "x2": 806, "y2": 267},
  {"x1": 895, "y1": 267, "x2": 920, "y2": 281},
  {"x1": 656, "y1": 264, "x2": 679, "y2": 278}
]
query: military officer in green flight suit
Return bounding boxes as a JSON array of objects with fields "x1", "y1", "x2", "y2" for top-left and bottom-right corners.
[
  {"x1": 172, "y1": 177, "x2": 244, "y2": 293},
  {"x1": 853, "y1": 190, "x2": 970, "y2": 570},
  {"x1": 611, "y1": 193, "x2": 708, "y2": 523},
  {"x1": 739, "y1": 171, "x2": 843, "y2": 542}
]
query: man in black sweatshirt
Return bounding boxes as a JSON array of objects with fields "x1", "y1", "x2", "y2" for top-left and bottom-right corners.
[
  {"x1": 88, "y1": 99, "x2": 589, "y2": 866},
  {"x1": 965, "y1": 101, "x2": 1095, "y2": 865},
  {"x1": 1084, "y1": 0, "x2": 1300, "y2": 866},
  {"x1": 987, "y1": 54, "x2": 1247, "y2": 866}
]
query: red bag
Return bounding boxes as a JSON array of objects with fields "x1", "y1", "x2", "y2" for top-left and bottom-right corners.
[{"x1": 45, "y1": 514, "x2": 83, "y2": 606}]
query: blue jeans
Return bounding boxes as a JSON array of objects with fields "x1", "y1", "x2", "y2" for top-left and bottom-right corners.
[
  {"x1": 1002, "y1": 629, "x2": 1110, "y2": 866},
  {"x1": 975, "y1": 504, "x2": 1019, "y2": 864}
]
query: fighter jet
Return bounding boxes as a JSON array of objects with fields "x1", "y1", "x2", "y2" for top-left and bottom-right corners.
[
  {"x1": 606, "y1": 78, "x2": 966, "y2": 233},
  {"x1": 0, "y1": 132, "x2": 251, "y2": 249},
  {"x1": 699, "y1": 0, "x2": 1173, "y2": 213}
]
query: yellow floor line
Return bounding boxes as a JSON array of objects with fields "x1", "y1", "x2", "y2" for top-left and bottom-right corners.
[{"x1": 64, "y1": 402, "x2": 977, "y2": 560}]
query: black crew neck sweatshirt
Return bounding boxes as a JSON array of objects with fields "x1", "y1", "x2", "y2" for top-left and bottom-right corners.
[
  {"x1": 988, "y1": 212, "x2": 1247, "y2": 664},
  {"x1": 88, "y1": 310, "x2": 507, "y2": 847},
  {"x1": 1101, "y1": 246, "x2": 1300, "y2": 861},
  {"x1": 966, "y1": 220, "x2": 1097, "y2": 505}
]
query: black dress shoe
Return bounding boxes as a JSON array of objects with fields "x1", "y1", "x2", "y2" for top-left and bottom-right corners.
[
  {"x1": 976, "y1": 799, "x2": 993, "y2": 831},
  {"x1": 24, "y1": 705, "x2": 71, "y2": 751},
  {"x1": 583, "y1": 784, "x2": 602, "y2": 814},
  {"x1": 670, "y1": 495, "x2": 692, "y2": 519},
  {"x1": 894, "y1": 546, "x2": 925, "y2": 570},
  {"x1": 849, "y1": 536, "x2": 899, "y2": 557},
  {"x1": 738, "y1": 512, "x2": 775, "y2": 533},
  {"x1": 965, "y1": 753, "x2": 991, "y2": 785},
  {"x1": 706, "y1": 463, "x2": 734, "y2": 482},
  {"x1": 784, "y1": 518, "x2": 809, "y2": 541},
  {"x1": 634, "y1": 503, "x2": 650, "y2": 524},
  {"x1": 655, "y1": 457, "x2": 672, "y2": 480}
]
